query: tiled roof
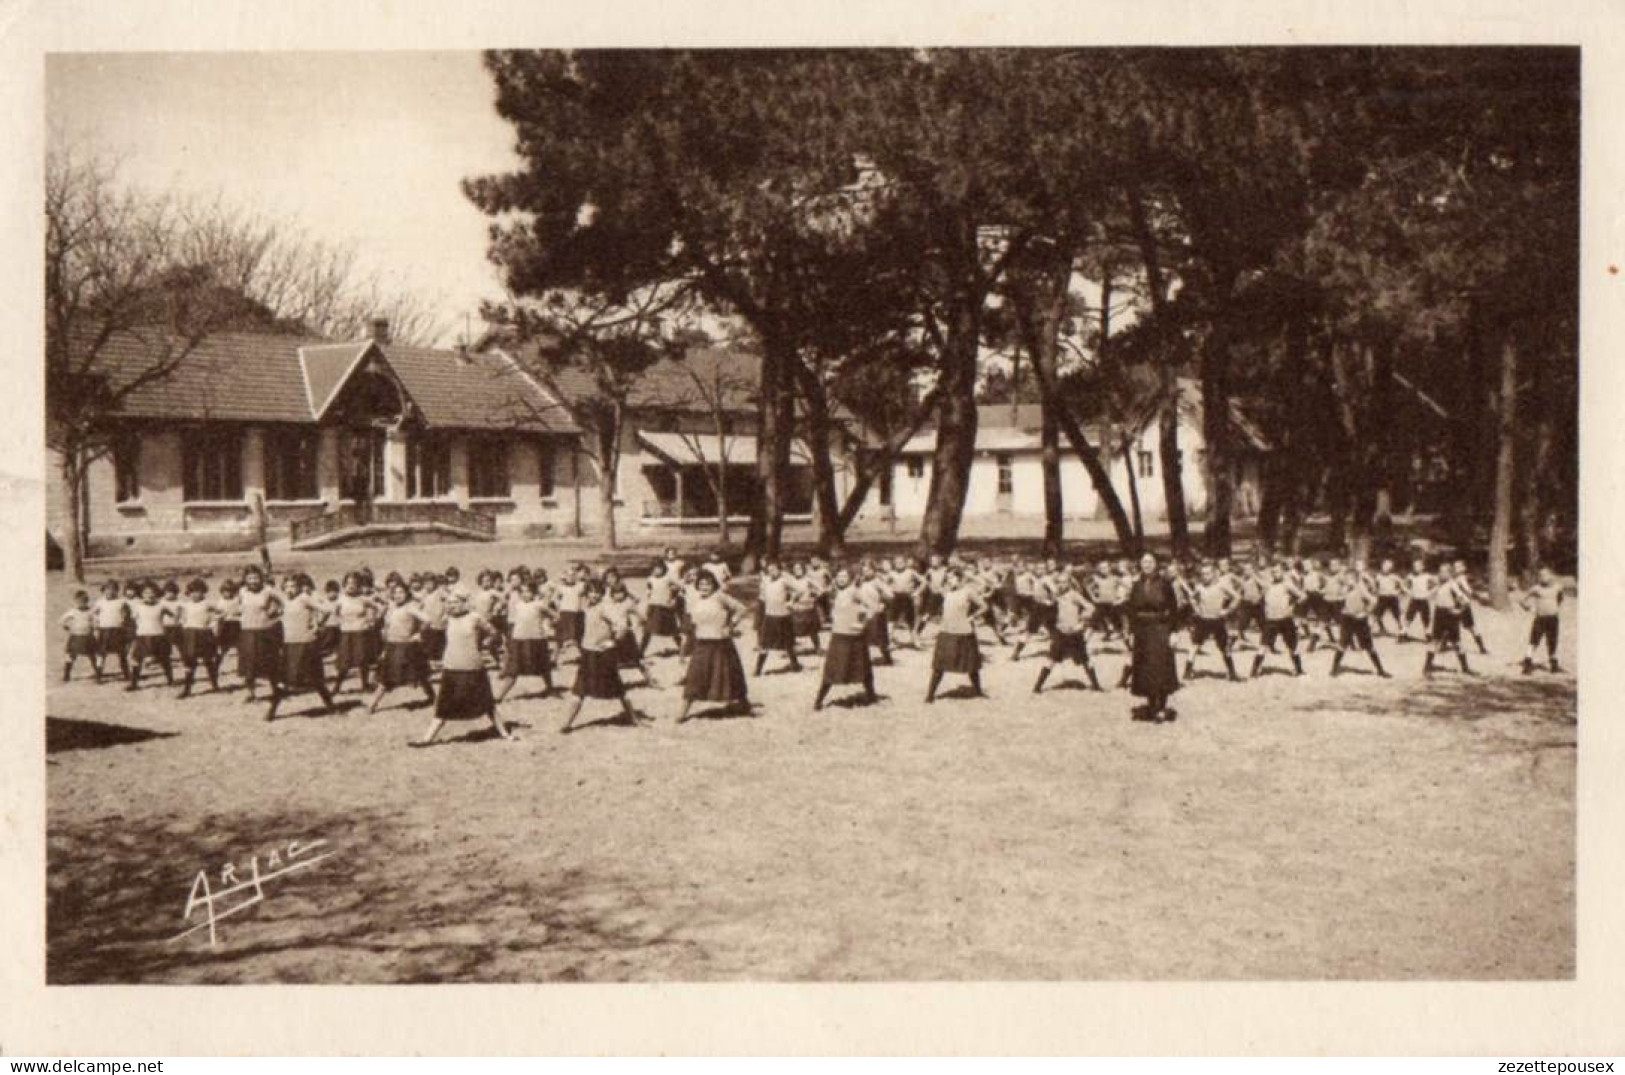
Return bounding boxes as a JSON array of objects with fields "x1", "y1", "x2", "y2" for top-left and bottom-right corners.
[
  {"x1": 387, "y1": 344, "x2": 577, "y2": 433},
  {"x1": 509, "y1": 341, "x2": 762, "y2": 415},
  {"x1": 89, "y1": 328, "x2": 322, "y2": 424},
  {"x1": 73, "y1": 326, "x2": 576, "y2": 433}
]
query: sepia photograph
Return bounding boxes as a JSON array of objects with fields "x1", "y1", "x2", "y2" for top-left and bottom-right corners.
[{"x1": 9, "y1": 0, "x2": 1623, "y2": 1055}]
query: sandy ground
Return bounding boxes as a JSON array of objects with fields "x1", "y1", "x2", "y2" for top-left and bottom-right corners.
[{"x1": 45, "y1": 575, "x2": 1575, "y2": 982}]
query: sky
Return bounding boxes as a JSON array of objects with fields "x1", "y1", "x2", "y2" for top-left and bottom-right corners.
[{"x1": 46, "y1": 51, "x2": 522, "y2": 344}]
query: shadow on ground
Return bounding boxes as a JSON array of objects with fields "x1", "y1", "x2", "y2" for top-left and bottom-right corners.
[
  {"x1": 48, "y1": 809, "x2": 704, "y2": 983},
  {"x1": 1294, "y1": 674, "x2": 1576, "y2": 727},
  {"x1": 47, "y1": 716, "x2": 178, "y2": 754}
]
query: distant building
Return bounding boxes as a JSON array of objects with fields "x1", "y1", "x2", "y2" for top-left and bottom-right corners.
[{"x1": 874, "y1": 384, "x2": 1269, "y2": 526}]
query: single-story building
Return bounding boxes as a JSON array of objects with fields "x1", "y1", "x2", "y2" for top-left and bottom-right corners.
[
  {"x1": 877, "y1": 385, "x2": 1268, "y2": 526},
  {"x1": 47, "y1": 319, "x2": 582, "y2": 557}
]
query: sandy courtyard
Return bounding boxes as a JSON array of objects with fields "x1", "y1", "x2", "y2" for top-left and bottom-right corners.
[{"x1": 45, "y1": 574, "x2": 1576, "y2": 982}]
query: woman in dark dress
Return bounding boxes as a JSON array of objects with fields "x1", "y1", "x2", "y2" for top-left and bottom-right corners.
[{"x1": 1126, "y1": 552, "x2": 1180, "y2": 721}]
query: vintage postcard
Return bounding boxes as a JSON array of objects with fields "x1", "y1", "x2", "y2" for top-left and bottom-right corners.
[{"x1": 2, "y1": 0, "x2": 1622, "y2": 1057}]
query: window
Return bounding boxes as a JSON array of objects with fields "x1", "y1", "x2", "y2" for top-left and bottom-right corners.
[
  {"x1": 879, "y1": 466, "x2": 893, "y2": 507},
  {"x1": 468, "y1": 436, "x2": 511, "y2": 499},
  {"x1": 1137, "y1": 450, "x2": 1155, "y2": 478},
  {"x1": 112, "y1": 431, "x2": 141, "y2": 503},
  {"x1": 537, "y1": 438, "x2": 556, "y2": 498},
  {"x1": 406, "y1": 434, "x2": 452, "y2": 500},
  {"x1": 996, "y1": 454, "x2": 1013, "y2": 495},
  {"x1": 264, "y1": 428, "x2": 318, "y2": 501},
  {"x1": 905, "y1": 456, "x2": 925, "y2": 479},
  {"x1": 181, "y1": 428, "x2": 243, "y2": 502}
]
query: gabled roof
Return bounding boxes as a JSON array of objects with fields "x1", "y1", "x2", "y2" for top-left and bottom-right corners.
[
  {"x1": 299, "y1": 341, "x2": 374, "y2": 419},
  {"x1": 70, "y1": 326, "x2": 577, "y2": 433}
]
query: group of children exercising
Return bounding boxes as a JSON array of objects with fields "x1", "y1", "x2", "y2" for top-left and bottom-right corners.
[{"x1": 56, "y1": 543, "x2": 1570, "y2": 744}]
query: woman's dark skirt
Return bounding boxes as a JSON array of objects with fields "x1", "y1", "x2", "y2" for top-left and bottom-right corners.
[
  {"x1": 335, "y1": 630, "x2": 373, "y2": 670},
  {"x1": 932, "y1": 631, "x2": 982, "y2": 675},
  {"x1": 1431, "y1": 608, "x2": 1462, "y2": 647},
  {"x1": 1129, "y1": 619, "x2": 1180, "y2": 699},
  {"x1": 571, "y1": 648, "x2": 625, "y2": 699},
  {"x1": 821, "y1": 633, "x2": 873, "y2": 686},
  {"x1": 886, "y1": 592, "x2": 915, "y2": 621},
  {"x1": 420, "y1": 626, "x2": 447, "y2": 662},
  {"x1": 216, "y1": 620, "x2": 240, "y2": 655},
  {"x1": 759, "y1": 614, "x2": 796, "y2": 652},
  {"x1": 863, "y1": 612, "x2": 890, "y2": 650},
  {"x1": 65, "y1": 633, "x2": 96, "y2": 658},
  {"x1": 556, "y1": 610, "x2": 585, "y2": 646},
  {"x1": 646, "y1": 604, "x2": 679, "y2": 637},
  {"x1": 503, "y1": 638, "x2": 552, "y2": 678},
  {"x1": 318, "y1": 624, "x2": 340, "y2": 657},
  {"x1": 366, "y1": 625, "x2": 384, "y2": 664},
  {"x1": 614, "y1": 630, "x2": 643, "y2": 667},
  {"x1": 435, "y1": 668, "x2": 494, "y2": 720},
  {"x1": 131, "y1": 634, "x2": 170, "y2": 664},
  {"x1": 921, "y1": 591, "x2": 944, "y2": 619},
  {"x1": 279, "y1": 641, "x2": 327, "y2": 692},
  {"x1": 684, "y1": 638, "x2": 749, "y2": 702},
  {"x1": 236, "y1": 627, "x2": 278, "y2": 680},
  {"x1": 380, "y1": 640, "x2": 430, "y2": 688},
  {"x1": 792, "y1": 607, "x2": 822, "y2": 638},
  {"x1": 179, "y1": 627, "x2": 218, "y2": 666},
  {"x1": 1049, "y1": 630, "x2": 1090, "y2": 666}
]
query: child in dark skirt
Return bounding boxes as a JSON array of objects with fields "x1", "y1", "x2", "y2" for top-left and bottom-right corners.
[
  {"x1": 605, "y1": 574, "x2": 655, "y2": 687},
  {"x1": 369, "y1": 581, "x2": 436, "y2": 713},
  {"x1": 60, "y1": 589, "x2": 97, "y2": 682},
  {"x1": 927, "y1": 569, "x2": 988, "y2": 703},
  {"x1": 561, "y1": 580, "x2": 644, "y2": 733},
  {"x1": 417, "y1": 593, "x2": 513, "y2": 745},
  {"x1": 753, "y1": 561, "x2": 804, "y2": 676},
  {"x1": 215, "y1": 579, "x2": 242, "y2": 677},
  {"x1": 789, "y1": 562, "x2": 824, "y2": 655},
  {"x1": 495, "y1": 577, "x2": 557, "y2": 702},
  {"x1": 330, "y1": 572, "x2": 378, "y2": 694},
  {"x1": 858, "y1": 563, "x2": 895, "y2": 666},
  {"x1": 677, "y1": 569, "x2": 752, "y2": 722},
  {"x1": 126, "y1": 580, "x2": 176, "y2": 691},
  {"x1": 555, "y1": 584, "x2": 637, "y2": 737},
  {"x1": 551, "y1": 565, "x2": 588, "y2": 664},
  {"x1": 1033, "y1": 573, "x2": 1103, "y2": 693},
  {"x1": 176, "y1": 577, "x2": 222, "y2": 697},
  {"x1": 235, "y1": 566, "x2": 283, "y2": 701},
  {"x1": 640, "y1": 561, "x2": 683, "y2": 656},
  {"x1": 92, "y1": 580, "x2": 130, "y2": 681},
  {"x1": 814, "y1": 569, "x2": 880, "y2": 711},
  {"x1": 265, "y1": 574, "x2": 337, "y2": 721},
  {"x1": 1423, "y1": 563, "x2": 1473, "y2": 676},
  {"x1": 161, "y1": 580, "x2": 185, "y2": 662},
  {"x1": 1521, "y1": 567, "x2": 1565, "y2": 674}
]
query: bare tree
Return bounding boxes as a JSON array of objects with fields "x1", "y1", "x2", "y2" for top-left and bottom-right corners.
[
  {"x1": 659, "y1": 347, "x2": 757, "y2": 546},
  {"x1": 46, "y1": 147, "x2": 445, "y2": 580},
  {"x1": 486, "y1": 283, "x2": 690, "y2": 551}
]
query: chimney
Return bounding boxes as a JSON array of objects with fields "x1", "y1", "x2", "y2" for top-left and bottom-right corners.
[{"x1": 369, "y1": 317, "x2": 391, "y2": 344}]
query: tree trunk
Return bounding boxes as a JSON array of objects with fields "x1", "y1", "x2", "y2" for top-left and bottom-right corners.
[
  {"x1": 64, "y1": 446, "x2": 87, "y2": 583},
  {"x1": 917, "y1": 296, "x2": 981, "y2": 557},
  {"x1": 1127, "y1": 184, "x2": 1190, "y2": 555},
  {"x1": 1200, "y1": 321, "x2": 1236, "y2": 557},
  {"x1": 714, "y1": 409, "x2": 731, "y2": 547},
  {"x1": 1040, "y1": 403, "x2": 1062, "y2": 557},
  {"x1": 1122, "y1": 437, "x2": 1145, "y2": 541},
  {"x1": 596, "y1": 418, "x2": 620, "y2": 551},
  {"x1": 1488, "y1": 334, "x2": 1518, "y2": 608},
  {"x1": 1521, "y1": 404, "x2": 1552, "y2": 574},
  {"x1": 751, "y1": 337, "x2": 794, "y2": 567},
  {"x1": 802, "y1": 378, "x2": 845, "y2": 558}
]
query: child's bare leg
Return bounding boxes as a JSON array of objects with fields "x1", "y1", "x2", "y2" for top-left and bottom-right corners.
[
  {"x1": 415, "y1": 717, "x2": 445, "y2": 745},
  {"x1": 368, "y1": 684, "x2": 388, "y2": 713},
  {"x1": 561, "y1": 696, "x2": 584, "y2": 733}
]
